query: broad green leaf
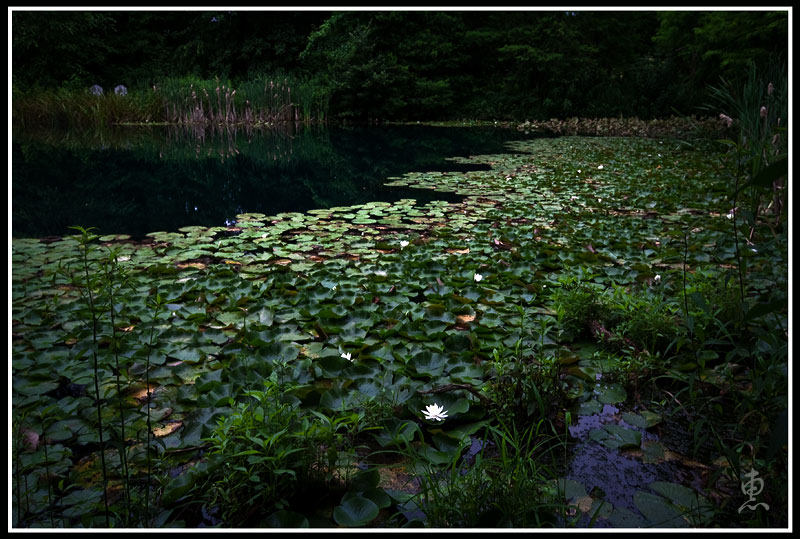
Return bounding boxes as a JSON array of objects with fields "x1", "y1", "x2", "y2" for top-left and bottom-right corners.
[{"x1": 333, "y1": 495, "x2": 379, "y2": 527}]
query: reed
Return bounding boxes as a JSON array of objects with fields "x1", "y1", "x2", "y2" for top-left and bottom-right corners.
[
  {"x1": 13, "y1": 73, "x2": 330, "y2": 129},
  {"x1": 154, "y1": 74, "x2": 329, "y2": 126},
  {"x1": 12, "y1": 85, "x2": 163, "y2": 129}
]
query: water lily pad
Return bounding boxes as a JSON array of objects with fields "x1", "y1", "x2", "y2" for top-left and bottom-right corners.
[
  {"x1": 634, "y1": 481, "x2": 714, "y2": 527},
  {"x1": 557, "y1": 478, "x2": 588, "y2": 501},
  {"x1": 589, "y1": 424, "x2": 641, "y2": 450},
  {"x1": 577, "y1": 399, "x2": 603, "y2": 416},
  {"x1": 607, "y1": 505, "x2": 648, "y2": 527},
  {"x1": 333, "y1": 494, "x2": 379, "y2": 527},
  {"x1": 621, "y1": 410, "x2": 662, "y2": 429},
  {"x1": 262, "y1": 510, "x2": 309, "y2": 528},
  {"x1": 595, "y1": 383, "x2": 627, "y2": 405},
  {"x1": 641, "y1": 440, "x2": 667, "y2": 464}
]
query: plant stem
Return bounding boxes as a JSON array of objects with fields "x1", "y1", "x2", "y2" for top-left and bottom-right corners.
[
  {"x1": 78, "y1": 231, "x2": 111, "y2": 527},
  {"x1": 142, "y1": 292, "x2": 162, "y2": 527},
  {"x1": 103, "y1": 254, "x2": 132, "y2": 524}
]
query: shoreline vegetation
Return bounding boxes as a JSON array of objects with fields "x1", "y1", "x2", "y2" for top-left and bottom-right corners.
[
  {"x1": 12, "y1": 76, "x2": 330, "y2": 130},
  {"x1": 12, "y1": 82, "x2": 734, "y2": 141}
]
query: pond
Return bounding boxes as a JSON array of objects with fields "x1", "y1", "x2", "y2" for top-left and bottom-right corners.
[
  {"x1": 11, "y1": 124, "x2": 537, "y2": 240},
  {"x1": 11, "y1": 129, "x2": 787, "y2": 528}
]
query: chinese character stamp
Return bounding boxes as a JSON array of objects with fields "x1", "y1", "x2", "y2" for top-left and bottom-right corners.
[{"x1": 738, "y1": 468, "x2": 769, "y2": 513}]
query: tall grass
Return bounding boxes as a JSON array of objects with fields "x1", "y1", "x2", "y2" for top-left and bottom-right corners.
[
  {"x1": 13, "y1": 74, "x2": 331, "y2": 129},
  {"x1": 12, "y1": 85, "x2": 163, "y2": 130},
  {"x1": 158, "y1": 74, "x2": 329, "y2": 126}
]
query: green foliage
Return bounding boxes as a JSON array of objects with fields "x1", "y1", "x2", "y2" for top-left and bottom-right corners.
[
  {"x1": 12, "y1": 10, "x2": 789, "y2": 122},
  {"x1": 187, "y1": 378, "x2": 366, "y2": 525},
  {"x1": 705, "y1": 57, "x2": 788, "y2": 232},
  {"x1": 654, "y1": 11, "x2": 788, "y2": 102},
  {"x1": 12, "y1": 11, "x2": 116, "y2": 89},
  {"x1": 13, "y1": 74, "x2": 331, "y2": 128},
  {"x1": 394, "y1": 419, "x2": 561, "y2": 527},
  {"x1": 11, "y1": 130, "x2": 787, "y2": 528},
  {"x1": 605, "y1": 283, "x2": 681, "y2": 357},
  {"x1": 517, "y1": 115, "x2": 731, "y2": 140},
  {"x1": 11, "y1": 86, "x2": 164, "y2": 129},
  {"x1": 551, "y1": 274, "x2": 610, "y2": 339}
]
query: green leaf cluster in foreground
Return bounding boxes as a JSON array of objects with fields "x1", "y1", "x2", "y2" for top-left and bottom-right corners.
[{"x1": 11, "y1": 135, "x2": 788, "y2": 528}]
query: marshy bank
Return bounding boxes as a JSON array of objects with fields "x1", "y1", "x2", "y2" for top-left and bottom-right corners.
[{"x1": 12, "y1": 75, "x2": 331, "y2": 130}]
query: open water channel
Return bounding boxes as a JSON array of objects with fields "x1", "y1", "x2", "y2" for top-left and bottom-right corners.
[{"x1": 12, "y1": 124, "x2": 534, "y2": 240}]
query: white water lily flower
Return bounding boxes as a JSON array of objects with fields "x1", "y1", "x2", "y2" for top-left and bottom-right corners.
[
  {"x1": 654, "y1": 274, "x2": 661, "y2": 283},
  {"x1": 597, "y1": 165, "x2": 604, "y2": 170},
  {"x1": 341, "y1": 352, "x2": 353, "y2": 362},
  {"x1": 400, "y1": 240, "x2": 410, "y2": 248},
  {"x1": 422, "y1": 403, "x2": 449, "y2": 422},
  {"x1": 374, "y1": 269, "x2": 388, "y2": 277},
  {"x1": 474, "y1": 273, "x2": 483, "y2": 282}
]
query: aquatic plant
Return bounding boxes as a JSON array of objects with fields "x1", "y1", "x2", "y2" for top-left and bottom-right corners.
[{"x1": 11, "y1": 130, "x2": 787, "y2": 528}]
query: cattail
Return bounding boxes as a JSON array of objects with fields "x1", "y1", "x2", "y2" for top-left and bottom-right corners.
[
  {"x1": 760, "y1": 106, "x2": 768, "y2": 119},
  {"x1": 719, "y1": 113, "x2": 733, "y2": 127},
  {"x1": 768, "y1": 82, "x2": 774, "y2": 95}
]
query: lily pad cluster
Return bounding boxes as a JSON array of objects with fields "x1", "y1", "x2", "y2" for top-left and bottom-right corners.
[{"x1": 11, "y1": 134, "x2": 777, "y2": 527}]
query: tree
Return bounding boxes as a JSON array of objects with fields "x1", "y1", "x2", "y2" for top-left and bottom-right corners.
[
  {"x1": 653, "y1": 10, "x2": 788, "y2": 110},
  {"x1": 12, "y1": 11, "x2": 116, "y2": 89}
]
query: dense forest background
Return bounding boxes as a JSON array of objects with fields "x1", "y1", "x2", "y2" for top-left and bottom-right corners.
[{"x1": 11, "y1": 9, "x2": 789, "y2": 122}]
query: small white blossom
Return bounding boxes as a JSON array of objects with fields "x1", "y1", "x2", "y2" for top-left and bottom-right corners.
[
  {"x1": 422, "y1": 403, "x2": 449, "y2": 422},
  {"x1": 474, "y1": 273, "x2": 483, "y2": 282},
  {"x1": 400, "y1": 240, "x2": 410, "y2": 248},
  {"x1": 341, "y1": 352, "x2": 353, "y2": 362},
  {"x1": 374, "y1": 270, "x2": 388, "y2": 277},
  {"x1": 597, "y1": 165, "x2": 604, "y2": 170},
  {"x1": 654, "y1": 274, "x2": 661, "y2": 283}
]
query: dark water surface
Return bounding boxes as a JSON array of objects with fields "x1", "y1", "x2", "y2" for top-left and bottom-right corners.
[{"x1": 12, "y1": 124, "x2": 534, "y2": 240}]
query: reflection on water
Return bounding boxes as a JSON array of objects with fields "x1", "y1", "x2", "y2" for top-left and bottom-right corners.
[
  {"x1": 567, "y1": 404, "x2": 677, "y2": 525},
  {"x1": 12, "y1": 124, "x2": 535, "y2": 240}
]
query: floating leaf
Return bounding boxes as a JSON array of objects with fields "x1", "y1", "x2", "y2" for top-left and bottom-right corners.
[
  {"x1": 595, "y1": 383, "x2": 627, "y2": 405},
  {"x1": 262, "y1": 510, "x2": 309, "y2": 528},
  {"x1": 622, "y1": 410, "x2": 662, "y2": 429},
  {"x1": 333, "y1": 495, "x2": 379, "y2": 527},
  {"x1": 589, "y1": 424, "x2": 641, "y2": 450},
  {"x1": 641, "y1": 440, "x2": 666, "y2": 464},
  {"x1": 634, "y1": 481, "x2": 714, "y2": 527}
]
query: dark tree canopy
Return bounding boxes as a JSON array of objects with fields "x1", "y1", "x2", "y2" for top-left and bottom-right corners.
[{"x1": 11, "y1": 9, "x2": 789, "y2": 121}]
